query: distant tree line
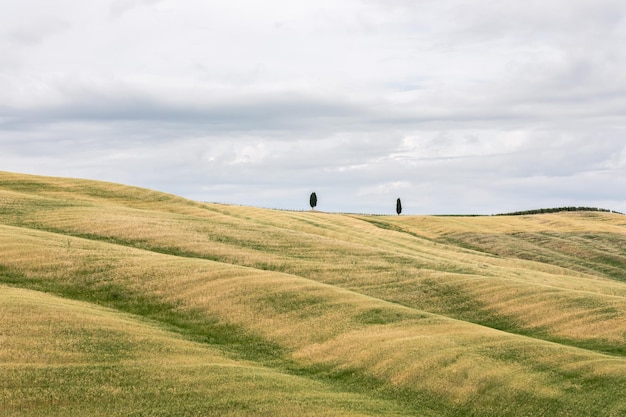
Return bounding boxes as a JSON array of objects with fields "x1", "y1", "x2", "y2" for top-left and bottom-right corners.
[{"x1": 496, "y1": 207, "x2": 624, "y2": 216}]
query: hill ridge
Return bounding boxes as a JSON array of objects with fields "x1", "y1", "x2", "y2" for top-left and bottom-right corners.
[{"x1": 2, "y1": 171, "x2": 626, "y2": 416}]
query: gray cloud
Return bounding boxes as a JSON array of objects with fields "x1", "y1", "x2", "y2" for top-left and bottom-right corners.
[
  {"x1": 1, "y1": 0, "x2": 625, "y2": 214},
  {"x1": 8, "y1": 16, "x2": 70, "y2": 45}
]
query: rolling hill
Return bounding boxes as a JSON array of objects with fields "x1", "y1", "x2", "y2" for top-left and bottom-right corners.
[{"x1": 1, "y1": 171, "x2": 625, "y2": 416}]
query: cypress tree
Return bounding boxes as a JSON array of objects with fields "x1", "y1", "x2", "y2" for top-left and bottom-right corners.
[
  {"x1": 310, "y1": 192, "x2": 317, "y2": 210},
  {"x1": 396, "y1": 198, "x2": 402, "y2": 215}
]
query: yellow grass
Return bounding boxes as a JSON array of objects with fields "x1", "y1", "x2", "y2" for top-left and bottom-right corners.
[
  {"x1": 1, "y1": 171, "x2": 626, "y2": 416},
  {"x1": 1, "y1": 285, "x2": 417, "y2": 417}
]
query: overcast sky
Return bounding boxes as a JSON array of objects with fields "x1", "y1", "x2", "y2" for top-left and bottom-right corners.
[{"x1": 1, "y1": 0, "x2": 625, "y2": 214}]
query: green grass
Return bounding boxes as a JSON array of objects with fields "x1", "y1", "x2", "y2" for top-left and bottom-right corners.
[{"x1": 2, "y1": 171, "x2": 626, "y2": 416}]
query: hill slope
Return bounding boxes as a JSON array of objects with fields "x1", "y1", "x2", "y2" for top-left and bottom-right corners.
[
  {"x1": 1, "y1": 286, "x2": 412, "y2": 417},
  {"x1": 1, "y1": 171, "x2": 625, "y2": 416}
]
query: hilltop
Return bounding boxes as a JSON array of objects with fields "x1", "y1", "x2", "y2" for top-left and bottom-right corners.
[{"x1": 1, "y1": 171, "x2": 625, "y2": 416}]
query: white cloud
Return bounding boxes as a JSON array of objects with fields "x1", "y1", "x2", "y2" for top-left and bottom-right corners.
[
  {"x1": 1, "y1": 0, "x2": 625, "y2": 214},
  {"x1": 109, "y1": 0, "x2": 164, "y2": 18}
]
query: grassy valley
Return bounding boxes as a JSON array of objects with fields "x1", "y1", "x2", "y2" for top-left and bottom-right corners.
[{"x1": 1, "y1": 171, "x2": 625, "y2": 416}]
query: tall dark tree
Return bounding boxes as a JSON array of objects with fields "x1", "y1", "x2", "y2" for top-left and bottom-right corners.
[
  {"x1": 396, "y1": 198, "x2": 402, "y2": 215},
  {"x1": 310, "y1": 192, "x2": 317, "y2": 210}
]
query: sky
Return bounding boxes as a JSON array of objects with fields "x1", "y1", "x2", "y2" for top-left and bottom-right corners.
[{"x1": 1, "y1": 0, "x2": 626, "y2": 214}]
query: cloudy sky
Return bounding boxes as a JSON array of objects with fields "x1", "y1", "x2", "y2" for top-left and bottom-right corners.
[{"x1": 1, "y1": 0, "x2": 625, "y2": 214}]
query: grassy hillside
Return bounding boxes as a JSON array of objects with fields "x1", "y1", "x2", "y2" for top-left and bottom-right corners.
[
  {"x1": 1, "y1": 171, "x2": 625, "y2": 416},
  {"x1": 1, "y1": 286, "x2": 411, "y2": 417}
]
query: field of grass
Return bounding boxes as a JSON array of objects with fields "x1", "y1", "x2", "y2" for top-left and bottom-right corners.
[{"x1": 1, "y1": 171, "x2": 625, "y2": 416}]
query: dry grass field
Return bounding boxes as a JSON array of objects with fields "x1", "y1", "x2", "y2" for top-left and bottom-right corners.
[{"x1": 1, "y1": 171, "x2": 625, "y2": 416}]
